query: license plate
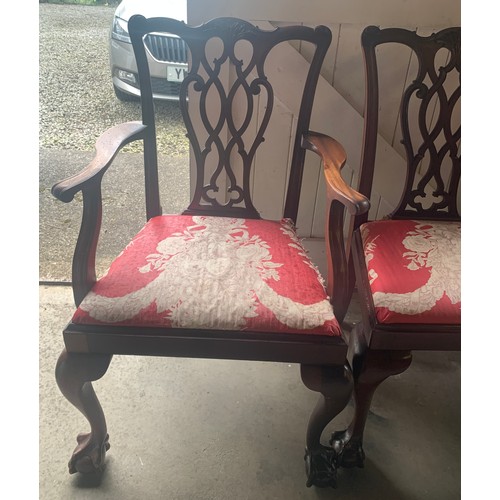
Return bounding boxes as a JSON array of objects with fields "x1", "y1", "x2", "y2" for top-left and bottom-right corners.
[{"x1": 167, "y1": 64, "x2": 188, "y2": 83}]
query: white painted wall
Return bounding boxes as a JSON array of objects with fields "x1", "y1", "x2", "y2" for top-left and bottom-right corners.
[{"x1": 187, "y1": 0, "x2": 460, "y2": 26}]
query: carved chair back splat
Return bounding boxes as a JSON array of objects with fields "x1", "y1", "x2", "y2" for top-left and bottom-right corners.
[{"x1": 130, "y1": 15, "x2": 331, "y2": 222}]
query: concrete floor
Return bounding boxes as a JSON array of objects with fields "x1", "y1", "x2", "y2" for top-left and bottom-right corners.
[{"x1": 39, "y1": 251, "x2": 460, "y2": 499}]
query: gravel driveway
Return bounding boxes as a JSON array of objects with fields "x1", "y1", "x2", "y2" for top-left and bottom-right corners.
[
  {"x1": 39, "y1": 3, "x2": 189, "y2": 156},
  {"x1": 40, "y1": 3, "x2": 190, "y2": 282}
]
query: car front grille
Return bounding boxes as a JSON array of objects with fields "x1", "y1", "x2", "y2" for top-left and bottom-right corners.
[{"x1": 145, "y1": 34, "x2": 188, "y2": 63}]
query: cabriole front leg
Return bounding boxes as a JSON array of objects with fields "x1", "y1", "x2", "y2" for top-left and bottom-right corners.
[
  {"x1": 55, "y1": 348, "x2": 112, "y2": 474},
  {"x1": 300, "y1": 363, "x2": 353, "y2": 488},
  {"x1": 330, "y1": 324, "x2": 412, "y2": 468}
]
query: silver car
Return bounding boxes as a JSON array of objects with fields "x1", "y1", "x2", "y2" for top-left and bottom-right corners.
[{"x1": 110, "y1": 0, "x2": 188, "y2": 101}]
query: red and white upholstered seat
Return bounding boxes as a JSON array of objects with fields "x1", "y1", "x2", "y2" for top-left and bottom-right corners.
[
  {"x1": 359, "y1": 219, "x2": 461, "y2": 325},
  {"x1": 72, "y1": 215, "x2": 341, "y2": 336}
]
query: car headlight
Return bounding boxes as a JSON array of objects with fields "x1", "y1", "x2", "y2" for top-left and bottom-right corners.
[{"x1": 111, "y1": 16, "x2": 131, "y2": 43}]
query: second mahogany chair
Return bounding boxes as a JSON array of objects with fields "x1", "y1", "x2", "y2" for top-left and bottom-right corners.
[{"x1": 327, "y1": 26, "x2": 461, "y2": 467}]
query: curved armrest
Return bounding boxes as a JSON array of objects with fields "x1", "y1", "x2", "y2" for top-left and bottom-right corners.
[
  {"x1": 302, "y1": 131, "x2": 369, "y2": 324},
  {"x1": 51, "y1": 121, "x2": 146, "y2": 306},
  {"x1": 302, "y1": 131, "x2": 369, "y2": 216},
  {"x1": 51, "y1": 121, "x2": 147, "y2": 202}
]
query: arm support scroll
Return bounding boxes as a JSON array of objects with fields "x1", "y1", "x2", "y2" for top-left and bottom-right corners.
[
  {"x1": 302, "y1": 132, "x2": 370, "y2": 324},
  {"x1": 302, "y1": 132, "x2": 369, "y2": 215}
]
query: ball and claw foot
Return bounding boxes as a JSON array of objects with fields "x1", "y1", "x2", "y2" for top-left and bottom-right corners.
[
  {"x1": 68, "y1": 432, "x2": 111, "y2": 474},
  {"x1": 329, "y1": 430, "x2": 365, "y2": 469},
  {"x1": 304, "y1": 446, "x2": 338, "y2": 488}
]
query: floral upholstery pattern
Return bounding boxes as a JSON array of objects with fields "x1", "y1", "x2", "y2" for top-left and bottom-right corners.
[
  {"x1": 72, "y1": 215, "x2": 341, "y2": 336},
  {"x1": 360, "y1": 219, "x2": 461, "y2": 324}
]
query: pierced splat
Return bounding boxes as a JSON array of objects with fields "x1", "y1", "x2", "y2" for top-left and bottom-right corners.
[
  {"x1": 360, "y1": 26, "x2": 461, "y2": 222},
  {"x1": 129, "y1": 16, "x2": 331, "y2": 220},
  {"x1": 190, "y1": 34, "x2": 271, "y2": 214},
  {"x1": 398, "y1": 29, "x2": 460, "y2": 219},
  {"x1": 398, "y1": 34, "x2": 460, "y2": 218}
]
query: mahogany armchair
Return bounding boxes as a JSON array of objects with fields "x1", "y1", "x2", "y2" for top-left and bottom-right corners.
[
  {"x1": 51, "y1": 16, "x2": 368, "y2": 488},
  {"x1": 326, "y1": 26, "x2": 461, "y2": 467}
]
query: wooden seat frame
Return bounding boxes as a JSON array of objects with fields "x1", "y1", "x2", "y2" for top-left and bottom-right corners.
[{"x1": 51, "y1": 16, "x2": 369, "y2": 488}]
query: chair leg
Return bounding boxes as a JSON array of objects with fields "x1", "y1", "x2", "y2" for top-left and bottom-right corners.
[
  {"x1": 330, "y1": 324, "x2": 412, "y2": 468},
  {"x1": 55, "y1": 348, "x2": 113, "y2": 474},
  {"x1": 300, "y1": 363, "x2": 353, "y2": 488}
]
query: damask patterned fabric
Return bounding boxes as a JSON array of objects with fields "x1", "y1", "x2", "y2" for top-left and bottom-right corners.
[
  {"x1": 72, "y1": 215, "x2": 341, "y2": 336},
  {"x1": 360, "y1": 219, "x2": 461, "y2": 324}
]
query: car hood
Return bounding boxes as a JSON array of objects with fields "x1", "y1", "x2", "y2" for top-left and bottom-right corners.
[{"x1": 115, "y1": 0, "x2": 187, "y2": 22}]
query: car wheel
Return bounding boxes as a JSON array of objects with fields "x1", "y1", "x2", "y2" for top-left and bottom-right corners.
[{"x1": 113, "y1": 85, "x2": 139, "y2": 102}]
